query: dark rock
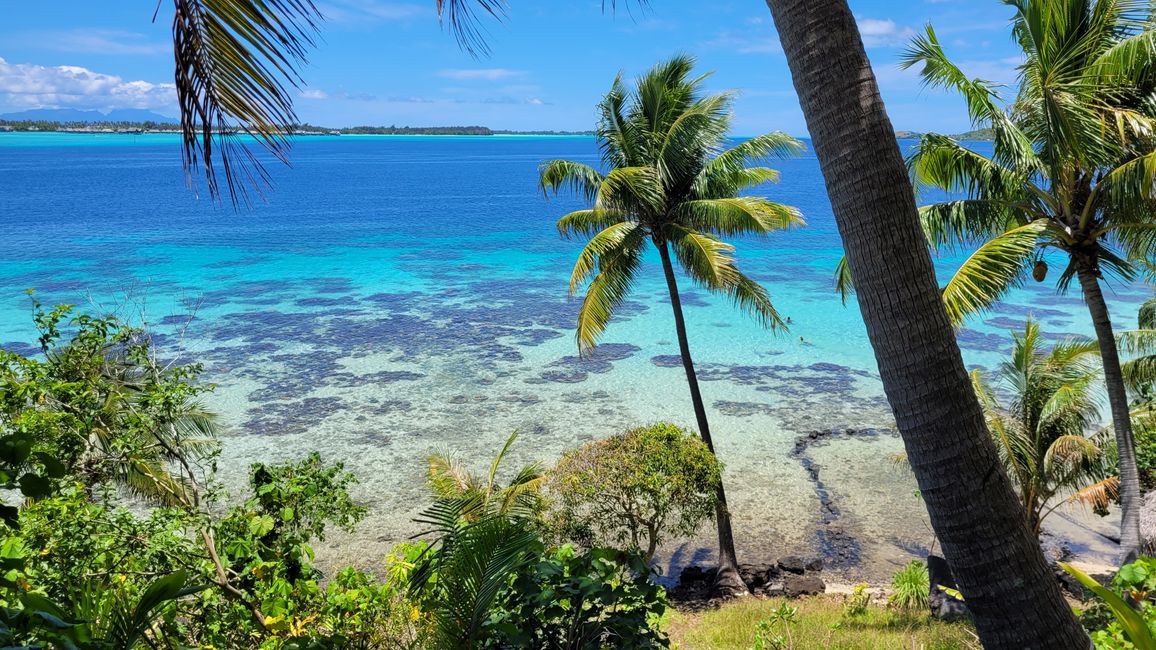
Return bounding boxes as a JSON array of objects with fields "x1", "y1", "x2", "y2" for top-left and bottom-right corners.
[
  {"x1": 764, "y1": 581, "x2": 786, "y2": 597},
  {"x1": 739, "y1": 563, "x2": 775, "y2": 590},
  {"x1": 778, "y1": 556, "x2": 806, "y2": 575},
  {"x1": 928, "y1": 555, "x2": 971, "y2": 622},
  {"x1": 783, "y1": 573, "x2": 825, "y2": 597},
  {"x1": 804, "y1": 558, "x2": 823, "y2": 573}
]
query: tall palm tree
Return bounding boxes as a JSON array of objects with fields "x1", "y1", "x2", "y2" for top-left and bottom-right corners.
[
  {"x1": 901, "y1": 0, "x2": 1156, "y2": 560},
  {"x1": 762, "y1": 0, "x2": 1089, "y2": 645},
  {"x1": 539, "y1": 56, "x2": 804, "y2": 595},
  {"x1": 975, "y1": 321, "x2": 1116, "y2": 536}
]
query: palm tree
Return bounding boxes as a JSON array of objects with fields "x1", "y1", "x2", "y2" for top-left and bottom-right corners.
[
  {"x1": 901, "y1": 0, "x2": 1156, "y2": 561},
  {"x1": 763, "y1": 0, "x2": 1089, "y2": 644},
  {"x1": 975, "y1": 321, "x2": 1116, "y2": 536},
  {"x1": 412, "y1": 432, "x2": 543, "y2": 648},
  {"x1": 539, "y1": 56, "x2": 804, "y2": 595},
  {"x1": 425, "y1": 431, "x2": 545, "y2": 518}
]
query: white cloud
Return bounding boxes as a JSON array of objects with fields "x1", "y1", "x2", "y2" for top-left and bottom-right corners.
[
  {"x1": 437, "y1": 68, "x2": 524, "y2": 81},
  {"x1": 0, "y1": 58, "x2": 175, "y2": 111},
  {"x1": 1, "y1": 29, "x2": 169, "y2": 56},
  {"x1": 857, "y1": 18, "x2": 916, "y2": 48},
  {"x1": 300, "y1": 88, "x2": 328, "y2": 100}
]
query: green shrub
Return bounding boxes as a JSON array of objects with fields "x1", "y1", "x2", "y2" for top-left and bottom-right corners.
[
  {"x1": 410, "y1": 433, "x2": 670, "y2": 649},
  {"x1": 1068, "y1": 557, "x2": 1156, "y2": 648},
  {"x1": 889, "y1": 561, "x2": 930, "y2": 611},
  {"x1": 548, "y1": 422, "x2": 721, "y2": 559},
  {"x1": 489, "y1": 545, "x2": 669, "y2": 649}
]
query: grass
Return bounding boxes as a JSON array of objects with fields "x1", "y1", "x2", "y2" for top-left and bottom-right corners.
[{"x1": 665, "y1": 595, "x2": 979, "y2": 650}]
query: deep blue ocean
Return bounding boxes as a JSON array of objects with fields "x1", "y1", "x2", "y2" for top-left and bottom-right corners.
[{"x1": 0, "y1": 133, "x2": 1145, "y2": 577}]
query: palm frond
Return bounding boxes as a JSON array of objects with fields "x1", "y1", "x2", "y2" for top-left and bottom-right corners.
[
  {"x1": 172, "y1": 0, "x2": 321, "y2": 205},
  {"x1": 675, "y1": 197, "x2": 803, "y2": 237},
  {"x1": 597, "y1": 166, "x2": 664, "y2": 216},
  {"x1": 566, "y1": 221, "x2": 640, "y2": 295},
  {"x1": 556, "y1": 209, "x2": 628, "y2": 240},
  {"x1": 574, "y1": 231, "x2": 646, "y2": 354},
  {"x1": 919, "y1": 200, "x2": 1023, "y2": 251},
  {"x1": 667, "y1": 225, "x2": 738, "y2": 289},
  {"x1": 833, "y1": 255, "x2": 854, "y2": 304},
  {"x1": 1066, "y1": 476, "x2": 1120, "y2": 511},
  {"x1": 691, "y1": 132, "x2": 804, "y2": 197},
  {"x1": 940, "y1": 220, "x2": 1046, "y2": 324},
  {"x1": 900, "y1": 26, "x2": 1041, "y2": 172},
  {"x1": 435, "y1": 0, "x2": 506, "y2": 57},
  {"x1": 539, "y1": 160, "x2": 606, "y2": 203}
]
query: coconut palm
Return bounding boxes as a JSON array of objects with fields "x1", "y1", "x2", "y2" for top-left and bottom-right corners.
[
  {"x1": 900, "y1": 0, "x2": 1156, "y2": 560},
  {"x1": 538, "y1": 56, "x2": 804, "y2": 594},
  {"x1": 975, "y1": 321, "x2": 1116, "y2": 535},
  {"x1": 764, "y1": 0, "x2": 1088, "y2": 644}
]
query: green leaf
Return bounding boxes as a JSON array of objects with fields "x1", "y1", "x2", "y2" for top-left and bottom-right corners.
[{"x1": 1060, "y1": 562, "x2": 1156, "y2": 650}]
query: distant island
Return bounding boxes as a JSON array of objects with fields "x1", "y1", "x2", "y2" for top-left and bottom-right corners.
[
  {"x1": 895, "y1": 127, "x2": 995, "y2": 141},
  {"x1": 0, "y1": 119, "x2": 594, "y2": 137},
  {"x1": 0, "y1": 116, "x2": 989, "y2": 141}
]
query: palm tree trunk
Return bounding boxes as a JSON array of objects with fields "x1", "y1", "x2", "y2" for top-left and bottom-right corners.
[
  {"x1": 657, "y1": 239, "x2": 747, "y2": 596},
  {"x1": 763, "y1": 0, "x2": 1089, "y2": 646},
  {"x1": 1076, "y1": 260, "x2": 1142, "y2": 563}
]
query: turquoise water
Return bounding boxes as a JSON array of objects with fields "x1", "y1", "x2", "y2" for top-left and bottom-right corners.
[{"x1": 0, "y1": 132, "x2": 1148, "y2": 578}]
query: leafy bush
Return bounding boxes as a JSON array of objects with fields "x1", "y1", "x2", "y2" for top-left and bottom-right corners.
[
  {"x1": 548, "y1": 422, "x2": 721, "y2": 559},
  {"x1": 889, "y1": 561, "x2": 930, "y2": 611},
  {"x1": 842, "y1": 583, "x2": 871, "y2": 620},
  {"x1": 410, "y1": 434, "x2": 670, "y2": 649},
  {"x1": 0, "y1": 305, "x2": 424, "y2": 649},
  {"x1": 490, "y1": 545, "x2": 668, "y2": 649},
  {"x1": 1067, "y1": 558, "x2": 1156, "y2": 648}
]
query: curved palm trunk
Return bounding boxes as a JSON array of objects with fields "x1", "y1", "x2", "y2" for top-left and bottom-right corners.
[
  {"x1": 763, "y1": 0, "x2": 1089, "y2": 646},
  {"x1": 1076, "y1": 262, "x2": 1142, "y2": 563},
  {"x1": 657, "y1": 240, "x2": 746, "y2": 596}
]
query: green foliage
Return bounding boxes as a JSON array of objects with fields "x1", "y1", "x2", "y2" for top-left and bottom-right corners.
[
  {"x1": 0, "y1": 298, "x2": 218, "y2": 510},
  {"x1": 749, "y1": 603, "x2": 798, "y2": 650},
  {"x1": 540, "y1": 55, "x2": 803, "y2": 354},
  {"x1": 975, "y1": 321, "x2": 1116, "y2": 534},
  {"x1": 899, "y1": 1, "x2": 1156, "y2": 321},
  {"x1": 488, "y1": 545, "x2": 668, "y2": 649},
  {"x1": 889, "y1": 561, "x2": 930, "y2": 611},
  {"x1": 410, "y1": 434, "x2": 669, "y2": 649},
  {"x1": 1064, "y1": 559, "x2": 1156, "y2": 649},
  {"x1": 842, "y1": 583, "x2": 871, "y2": 621},
  {"x1": 426, "y1": 431, "x2": 545, "y2": 518},
  {"x1": 548, "y1": 422, "x2": 721, "y2": 559}
]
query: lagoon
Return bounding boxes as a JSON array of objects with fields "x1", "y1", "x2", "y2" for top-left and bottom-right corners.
[{"x1": 0, "y1": 132, "x2": 1143, "y2": 579}]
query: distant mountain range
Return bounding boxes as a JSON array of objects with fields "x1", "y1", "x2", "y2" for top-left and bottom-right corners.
[{"x1": 0, "y1": 108, "x2": 178, "y2": 123}]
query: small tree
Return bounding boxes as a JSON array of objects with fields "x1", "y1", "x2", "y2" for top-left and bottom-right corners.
[{"x1": 548, "y1": 423, "x2": 721, "y2": 561}]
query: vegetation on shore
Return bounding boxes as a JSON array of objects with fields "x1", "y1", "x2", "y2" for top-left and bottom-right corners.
[{"x1": 0, "y1": 120, "x2": 595, "y2": 137}]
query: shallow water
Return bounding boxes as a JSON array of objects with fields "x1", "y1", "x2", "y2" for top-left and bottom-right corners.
[{"x1": 1, "y1": 133, "x2": 1148, "y2": 580}]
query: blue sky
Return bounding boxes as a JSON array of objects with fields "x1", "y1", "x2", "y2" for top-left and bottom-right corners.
[{"x1": 0, "y1": 1, "x2": 1024, "y2": 135}]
